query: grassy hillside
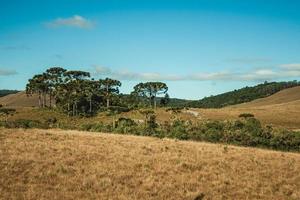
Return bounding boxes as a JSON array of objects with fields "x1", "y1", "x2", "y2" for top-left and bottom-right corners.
[
  {"x1": 190, "y1": 86, "x2": 300, "y2": 129},
  {"x1": 0, "y1": 91, "x2": 49, "y2": 107},
  {"x1": 188, "y1": 81, "x2": 300, "y2": 108},
  {"x1": 0, "y1": 128, "x2": 299, "y2": 200},
  {"x1": 0, "y1": 90, "x2": 19, "y2": 98},
  {"x1": 231, "y1": 86, "x2": 300, "y2": 108}
]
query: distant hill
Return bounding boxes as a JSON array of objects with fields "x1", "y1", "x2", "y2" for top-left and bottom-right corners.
[
  {"x1": 231, "y1": 86, "x2": 300, "y2": 108},
  {"x1": 0, "y1": 90, "x2": 19, "y2": 97},
  {"x1": 187, "y1": 81, "x2": 300, "y2": 108},
  {"x1": 0, "y1": 91, "x2": 49, "y2": 107},
  {"x1": 190, "y1": 86, "x2": 300, "y2": 129}
]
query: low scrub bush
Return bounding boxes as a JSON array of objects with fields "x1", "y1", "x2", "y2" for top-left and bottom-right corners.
[
  {"x1": 2, "y1": 111, "x2": 299, "y2": 152},
  {"x1": 108, "y1": 106, "x2": 130, "y2": 114},
  {"x1": 114, "y1": 118, "x2": 139, "y2": 134},
  {"x1": 1, "y1": 119, "x2": 48, "y2": 129},
  {"x1": 80, "y1": 122, "x2": 112, "y2": 133}
]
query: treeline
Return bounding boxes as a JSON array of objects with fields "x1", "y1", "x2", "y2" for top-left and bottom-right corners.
[
  {"x1": 26, "y1": 67, "x2": 169, "y2": 116},
  {"x1": 187, "y1": 81, "x2": 300, "y2": 108},
  {"x1": 0, "y1": 90, "x2": 19, "y2": 97}
]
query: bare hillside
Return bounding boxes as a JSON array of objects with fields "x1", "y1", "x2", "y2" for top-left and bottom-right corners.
[
  {"x1": 0, "y1": 91, "x2": 48, "y2": 107},
  {"x1": 0, "y1": 128, "x2": 300, "y2": 200}
]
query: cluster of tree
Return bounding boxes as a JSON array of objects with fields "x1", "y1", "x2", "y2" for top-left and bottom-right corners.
[
  {"x1": 0, "y1": 90, "x2": 19, "y2": 97},
  {"x1": 186, "y1": 81, "x2": 300, "y2": 108},
  {"x1": 26, "y1": 67, "x2": 169, "y2": 116}
]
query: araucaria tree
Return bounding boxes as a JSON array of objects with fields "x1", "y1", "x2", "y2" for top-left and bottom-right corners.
[
  {"x1": 99, "y1": 78, "x2": 121, "y2": 109},
  {"x1": 26, "y1": 74, "x2": 49, "y2": 108},
  {"x1": 133, "y1": 82, "x2": 168, "y2": 109},
  {"x1": 26, "y1": 67, "x2": 171, "y2": 116},
  {"x1": 45, "y1": 67, "x2": 67, "y2": 107}
]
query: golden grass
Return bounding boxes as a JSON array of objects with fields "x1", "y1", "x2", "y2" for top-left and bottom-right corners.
[
  {"x1": 0, "y1": 92, "x2": 50, "y2": 108},
  {"x1": 1, "y1": 128, "x2": 300, "y2": 199}
]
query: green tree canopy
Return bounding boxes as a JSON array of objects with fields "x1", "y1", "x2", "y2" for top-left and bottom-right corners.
[
  {"x1": 99, "y1": 78, "x2": 121, "y2": 108},
  {"x1": 133, "y1": 82, "x2": 168, "y2": 109}
]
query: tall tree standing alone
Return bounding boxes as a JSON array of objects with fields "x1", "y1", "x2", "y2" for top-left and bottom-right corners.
[
  {"x1": 133, "y1": 82, "x2": 168, "y2": 109},
  {"x1": 99, "y1": 78, "x2": 121, "y2": 109}
]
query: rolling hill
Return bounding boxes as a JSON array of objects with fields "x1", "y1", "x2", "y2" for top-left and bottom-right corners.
[
  {"x1": 187, "y1": 81, "x2": 300, "y2": 108},
  {"x1": 1, "y1": 128, "x2": 299, "y2": 199},
  {"x1": 231, "y1": 86, "x2": 300, "y2": 108},
  {"x1": 191, "y1": 86, "x2": 300, "y2": 129},
  {"x1": 0, "y1": 91, "x2": 49, "y2": 107},
  {"x1": 0, "y1": 90, "x2": 19, "y2": 97}
]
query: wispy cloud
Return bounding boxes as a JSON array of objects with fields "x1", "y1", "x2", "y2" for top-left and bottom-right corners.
[
  {"x1": 280, "y1": 63, "x2": 300, "y2": 70},
  {"x1": 94, "y1": 66, "x2": 182, "y2": 81},
  {"x1": 54, "y1": 54, "x2": 63, "y2": 59},
  {"x1": 0, "y1": 69, "x2": 17, "y2": 76},
  {"x1": 0, "y1": 45, "x2": 30, "y2": 51},
  {"x1": 93, "y1": 64, "x2": 300, "y2": 82},
  {"x1": 226, "y1": 57, "x2": 272, "y2": 64},
  {"x1": 45, "y1": 15, "x2": 94, "y2": 29}
]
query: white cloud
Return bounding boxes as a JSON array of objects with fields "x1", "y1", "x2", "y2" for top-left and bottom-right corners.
[
  {"x1": 0, "y1": 69, "x2": 17, "y2": 76},
  {"x1": 93, "y1": 63, "x2": 300, "y2": 82},
  {"x1": 280, "y1": 63, "x2": 300, "y2": 70},
  {"x1": 45, "y1": 15, "x2": 94, "y2": 29},
  {"x1": 94, "y1": 66, "x2": 112, "y2": 75},
  {"x1": 94, "y1": 66, "x2": 183, "y2": 81}
]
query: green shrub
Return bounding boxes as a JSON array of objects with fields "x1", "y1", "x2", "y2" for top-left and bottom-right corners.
[
  {"x1": 114, "y1": 118, "x2": 138, "y2": 134},
  {"x1": 168, "y1": 120, "x2": 189, "y2": 140},
  {"x1": 45, "y1": 117, "x2": 58, "y2": 128},
  {"x1": 143, "y1": 114, "x2": 159, "y2": 136},
  {"x1": 80, "y1": 123, "x2": 95, "y2": 131},
  {"x1": 270, "y1": 130, "x2": 300, "y2": 151},
  {"x1": 108, "y1": 106, "x2": 130, "y2": 114},
  {"x1": 2, "y1": 119, "x2": 48, "y2": 129},
  {"x1": 88, "y1": 122, "x2": 112, "y2": 133}
]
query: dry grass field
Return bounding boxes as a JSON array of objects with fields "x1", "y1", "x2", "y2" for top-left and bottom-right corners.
[
  {"x1": 0, "y1": 92, "x2": 49, "y2": 108},
  {"x1": 1, "y1": 128, "x2": 300, "y2": 200}
]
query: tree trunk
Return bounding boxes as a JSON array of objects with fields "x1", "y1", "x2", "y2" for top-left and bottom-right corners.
[
  {"x1": 73, "y1": 103, "x2": 75, "y2": 116},
  {"x1": 68, "y1": 103, "x2": 70, "y2": 116},
  {"x1": 154, "y1": 97, "x2": 157, "y2": 109},
  {"x1": 43, "y1": 93, "x2": 46, "y2": 108},
  {"x1": 106, "y1": 85, "x2": 109, "y2": 109},
  {"x1": 89, "y1": 98, "x2": 92, "y2": 113},
  {"x1": 38, "y1": 93, "x2": 41, "y2": 108},
  {"x1": 49, "y1": 94, "x2": 52, "y2": 108},
  {"x1": 106, "y1": 98, "x2": 109, "y2": 109},
  {"x1": 75, "y1": 102, "x2": 78, "y2": 116},
  {"x1": 112, "y1": 115, "x2": 116, "y2": 130}
]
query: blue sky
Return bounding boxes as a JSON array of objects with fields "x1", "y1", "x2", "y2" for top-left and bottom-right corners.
[{"x1": 1, "y1": 0, "x2": 300, "y2": 99}]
